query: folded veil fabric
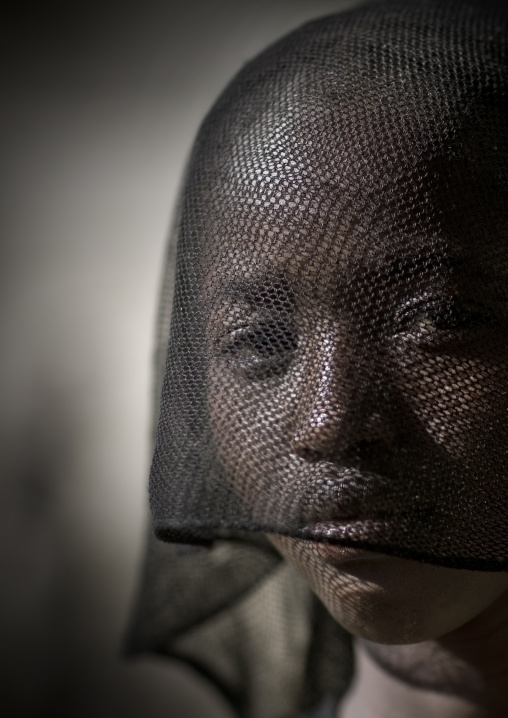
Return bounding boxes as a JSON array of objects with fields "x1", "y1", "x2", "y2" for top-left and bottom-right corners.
[{"x1": 127, "y1": 2, "x2": 508, "y2": 716}]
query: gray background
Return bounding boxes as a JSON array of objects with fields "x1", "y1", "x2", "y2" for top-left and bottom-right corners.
[{"x1": 1, "y1": 1, "x2": 366, "y2": 716}]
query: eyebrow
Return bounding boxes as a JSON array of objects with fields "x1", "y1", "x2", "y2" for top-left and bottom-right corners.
[
  {"x1": 206, "y1": 274, "x2": 296, "y2": 308},
  {"x1": 385, "y1": 251, "x2": 467, "y2": 279},
  {"x1": 206, "y1": 250, "x2": 469, "y2": 304}
]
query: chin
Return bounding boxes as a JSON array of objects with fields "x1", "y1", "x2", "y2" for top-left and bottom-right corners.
[
  {"x1": 324, "y1": 595, "x2": 439, "y2": 645},
  {"x1": 312, "y1": 573, "x2": 435, "y2": 644},
  {"x1": 268, "y1": 533, "x2": 508, "y2": 645}
]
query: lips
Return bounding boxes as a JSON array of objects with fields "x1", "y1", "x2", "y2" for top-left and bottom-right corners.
[
  {"x1": 287, "y1": 462, "x2": 437, "y2": 544},
  {"x1": 301, "y1": 537, "x2": 394, "y2": 565}
]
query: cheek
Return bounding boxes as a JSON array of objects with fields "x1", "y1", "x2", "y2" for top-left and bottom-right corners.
[
  {"x1": 395, "y1": 350, "x2": 508, "y2": 545},
  {"x1": 207, "y1": 363, "x2": 301, "y2": 519},
  {"x1": 399, "y1": 350, "x2": 508, "y2": 459}
]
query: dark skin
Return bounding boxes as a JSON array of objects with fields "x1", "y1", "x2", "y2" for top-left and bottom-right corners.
[
  {"x1": 269, "y1": 536, "x2": 508, "y2": 716},
  {"x1": 200, "y1": 102, "x2": 508, "y2": 714}
]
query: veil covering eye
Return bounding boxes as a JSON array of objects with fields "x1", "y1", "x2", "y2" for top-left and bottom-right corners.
[{"x1": 127, "y1": 2, "x2": 508, "y2": 717}]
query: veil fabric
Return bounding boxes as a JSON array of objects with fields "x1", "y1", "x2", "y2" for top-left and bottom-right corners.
[{"x1": 128, "y1": 2, "x2": 508, "y2": 716}]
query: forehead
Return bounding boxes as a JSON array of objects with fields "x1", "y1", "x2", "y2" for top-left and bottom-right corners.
[
  {"x1": 202, "y1": 119, "x2": 429, "y2": 275},
  {"x1": 195, "y1": 92, "x2": 508, "y2": 297}
]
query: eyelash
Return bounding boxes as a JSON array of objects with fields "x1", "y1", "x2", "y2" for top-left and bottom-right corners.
[
  {"x1": 394, "y1": 298, "x2": 495, "y2": 345},
  {"x1": 220, "y1": 323, "x2": 298, "y2": 378},
  {"x1": 216, "y1": 297, "x2": 497, "y2": 378}
]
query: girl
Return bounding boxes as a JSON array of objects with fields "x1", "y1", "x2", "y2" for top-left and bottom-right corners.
[{"x1": 129, "y1": 2, "x2": 508, "y2": 715}]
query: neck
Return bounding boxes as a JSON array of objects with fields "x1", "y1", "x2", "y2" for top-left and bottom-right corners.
[{"x1": 338, "y1": 590, "x2": 508, "y2": 718}]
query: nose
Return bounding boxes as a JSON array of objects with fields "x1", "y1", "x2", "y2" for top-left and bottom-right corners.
[{"x1": 290, "y1": 325, "x2": 396, "y2": 462}]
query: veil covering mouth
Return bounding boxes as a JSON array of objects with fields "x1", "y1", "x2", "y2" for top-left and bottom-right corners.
[{"x1": 128, "y1": 2, "x2": 508, "y2": 716}]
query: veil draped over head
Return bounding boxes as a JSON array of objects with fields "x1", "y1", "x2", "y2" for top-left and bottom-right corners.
[{"x1": 128, "y1": 1, "x2": 508, "y2": 716}]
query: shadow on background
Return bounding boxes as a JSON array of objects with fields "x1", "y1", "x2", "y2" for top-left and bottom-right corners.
[{"x1": 0, "y1": 1, "x2": 365, "y2": 716}]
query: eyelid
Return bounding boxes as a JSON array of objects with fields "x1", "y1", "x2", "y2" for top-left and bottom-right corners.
[
  {"x1": 221, "y1": 321, "x2": 298, "y2": 349},
  {"x1": 217, "y1": 320, "x2": 299, "y2": 379},
  {"x1": 392, "y1": 294, "x2": 498, "y2": 344}
]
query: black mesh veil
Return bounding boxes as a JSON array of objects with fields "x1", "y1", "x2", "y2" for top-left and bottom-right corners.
[
  {"x1": 151, "y1": 0, "x2": 508, "y2": 569},
  {"x1": 128, "y1": 1, "x2": 508, "y2": 715}
]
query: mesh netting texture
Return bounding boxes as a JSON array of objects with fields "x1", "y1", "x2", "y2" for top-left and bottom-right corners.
[
  {"x1": 129, "y1": 1, "x2": 508, "y2": 716},
  {"x1": 151, "y1": 0, "x2": 508, "y2": 570}
]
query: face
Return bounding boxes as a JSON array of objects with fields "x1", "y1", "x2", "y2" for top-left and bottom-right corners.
[
  {"x1": 267, "y1": 535, "x2": 508, "y2": 644},
  {"x1": 200, "y1": 105, "x2": 508, "y2": 642}
]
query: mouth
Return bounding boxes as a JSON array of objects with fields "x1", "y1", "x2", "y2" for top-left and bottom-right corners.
[
  {"x1": 300, "y1": 537, "x2": 394, "y2": 565},
  {"x1": 295, "y1": 464, "x2": 435, "y2": 529},
  {"x1": 293, "y1": 508, "x2": 438, "y2": 554},
  {"x1": 296, "y1": 516, "x2": 393, "y2": 542}
]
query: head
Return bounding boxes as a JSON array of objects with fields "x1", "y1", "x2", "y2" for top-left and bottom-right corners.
[{"x1": 151, "y1": 0, "x2": 508, "y2": 643}]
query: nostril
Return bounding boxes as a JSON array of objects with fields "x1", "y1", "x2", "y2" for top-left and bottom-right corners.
[
  {"x1": 291, "y1": 443, "x2": 323, "y2": 462},
  {"x1": 363, "y1": 413, "x2": 397, "y2": 447},
  {"x1": 355, "y1": 438, "x2": 387, "y2": 460},
  {"x1": 345, "y1": 437, "x2": 398, "y2": 471},
  {"x1": 291, "y1": 422, "x2": 342, "y2": 460},
  {"x1": 291, "y1": 428, "x2": 396, "y2": 464}
]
